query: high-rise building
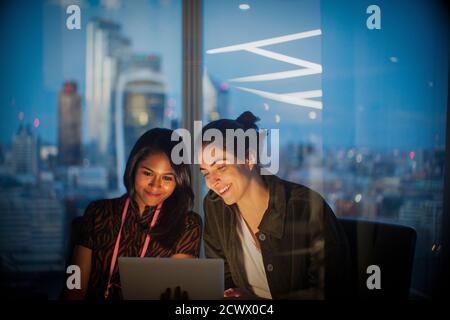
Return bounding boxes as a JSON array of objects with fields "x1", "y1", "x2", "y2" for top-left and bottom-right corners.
[
  {"x1": 85, "y1": 18, "x2": 131, "y2": 163},
  {"x1": 114, "y1": 54, "x2": 166, "y2": 190},
  {"x1": 203, "y1": 70, "x2": 218, "y2": 122},
  {"x1": 67, "y1": 166, "x2": 108, "y2": 191},
  {"x1": 0, "y1": 188, "x2": 64, "y2": 272},
  {"x1": 399, "y1": 198, "x2": 442, "y2": 241},
  {"x1": 121, "y1": 54, "x2": 161, "y2": 73},
  {"x1": 203, "y1": 70, "x2": 230, "y2": 122},
  {"x1": 58, "y1": 81, "x2": 81, "y2": 166},
  {"x1": 11, "y1": 125, "x2": 39, "y2": 179},
  {"x1": 216, "y1": 81, "x2": 230, "y2": 119}
]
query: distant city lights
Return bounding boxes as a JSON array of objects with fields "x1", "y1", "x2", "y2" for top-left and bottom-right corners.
[
  {"x1": 347, "y1": 149, "x2": 355, "y2": 158},
  {"x1": 138, "y1": 112, "x2": 149, "y2": 126},
  {"x1": 33, "y1": 118, "x2": 40, "y2": 128},
  {"x1": 219, "y1": 82, "x2": 229, "y2": 91},
  {"x1": 168, "y1": 98, "x2": 176, "y2": 108},
  {"x1": 209, "y1": 111, "x2": 220, "y2": 121},
  {"x1": 356, "y1": 154, "x2": 363, "y2": 163},
  {"x1": 409, "y1": 151, "x2": 415, "y2": 160},
  {"x1": 239, "y1": 4, "x2": 250, "y2": 10},
  {"x1": 354, "y1": 194, "x2": 362, "y2": 203},
  {"x1": 18, "y1": 111, "x2": 24, "y2": 121}
]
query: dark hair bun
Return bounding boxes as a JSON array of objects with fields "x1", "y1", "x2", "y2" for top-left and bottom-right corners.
[{"x1": 236, "y1": 111, "x2": 260, "y2": 130}]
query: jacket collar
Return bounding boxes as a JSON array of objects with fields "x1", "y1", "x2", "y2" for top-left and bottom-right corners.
[{"x1": 258, "y1": 174, "x2": 286, "y2": 239}]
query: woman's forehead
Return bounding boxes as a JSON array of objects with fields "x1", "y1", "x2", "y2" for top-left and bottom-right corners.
[
  {"x1": 198, "y1": 147, "x2": 235, "y2": 166},
  {"x1": 139, "y1": 153, "x2": 174, "y2": 170}
]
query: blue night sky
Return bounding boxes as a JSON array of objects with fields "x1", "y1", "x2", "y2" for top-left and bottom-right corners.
[{"x1": 0, "y1": 0, "x2": 448, "y2": 151}]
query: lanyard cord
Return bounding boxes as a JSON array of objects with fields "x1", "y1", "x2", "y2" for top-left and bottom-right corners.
[{"x1": 104, "y1": 198, "x2": 162, "y2": 299}]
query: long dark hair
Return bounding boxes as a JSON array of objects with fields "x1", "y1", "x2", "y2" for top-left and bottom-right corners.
[
  {"x1": 201, "y1": 111, "x2": 262, "y2": 165},
  {"x1": 123, "y1": 128, "x2": 194, "y2": 247}
]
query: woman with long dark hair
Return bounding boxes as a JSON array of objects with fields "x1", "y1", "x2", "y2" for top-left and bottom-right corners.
[
  {"x1": 199, "y1": 111, "x2": 350, "y2": 299},
  {"x1": 64, "y1": 128, "x2": 201, "y2": 300}
]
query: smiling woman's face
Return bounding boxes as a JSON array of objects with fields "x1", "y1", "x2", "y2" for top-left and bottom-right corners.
[
  {"x1": 199, "y1": 147, "x2": 253, "y2": 206},
  {"x1": 134, "y1": 152, "x2": 177, "y2": 211}
]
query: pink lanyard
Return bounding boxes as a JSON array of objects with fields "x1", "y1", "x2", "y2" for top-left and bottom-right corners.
[{"x1": 104, "y1": 198, "x2": 162, "y2": 299}]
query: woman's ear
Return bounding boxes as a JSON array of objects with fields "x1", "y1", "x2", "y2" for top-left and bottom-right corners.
[{"x1": 246, "y1": 150, "x2": 257, "y2": 171}]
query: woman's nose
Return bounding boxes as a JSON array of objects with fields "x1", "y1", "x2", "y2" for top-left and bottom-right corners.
[
  {"x1": 210, "y1": 171, "x2": 221, "y2": 186},
  {"x1": 148, "y1": 176, "x2": 162, "y2": 188}
]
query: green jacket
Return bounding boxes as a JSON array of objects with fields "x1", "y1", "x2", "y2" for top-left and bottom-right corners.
[{"x1": 203, "y1": 174, "x2": 351, "y2": 299}]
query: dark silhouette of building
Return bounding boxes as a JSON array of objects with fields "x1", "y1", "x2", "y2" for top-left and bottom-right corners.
[
  {"x1": 58, "y1": 81, "x2": 82, "y2": 166},
  {"x1": 12, "y1": 124, "x2": 39, "y2": 177}
]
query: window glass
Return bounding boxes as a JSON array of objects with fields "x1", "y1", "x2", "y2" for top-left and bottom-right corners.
[
  {"x1": 0, "y1": 0, "x2": 182, "y2": 298},
  {"x1": 203, "y1": 0, "x2": 448, "y2": 298}
]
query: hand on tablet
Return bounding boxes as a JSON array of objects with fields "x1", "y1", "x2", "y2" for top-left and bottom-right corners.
[
  {"x1": 160, "y1": 286, "x2": 189, "y2": 300},
  {"x1": 223, "y1": 287, "x2": 260, "y2": 300}
]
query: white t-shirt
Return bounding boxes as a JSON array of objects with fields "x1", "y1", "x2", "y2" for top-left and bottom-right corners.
[{"x1": 236, "y1": 213, "x2": 273, "y2": 299}]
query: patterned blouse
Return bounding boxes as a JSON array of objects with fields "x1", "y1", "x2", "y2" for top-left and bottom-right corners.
[{"x1": 76, "y1": 195, "x2": 202, "y2": 300}]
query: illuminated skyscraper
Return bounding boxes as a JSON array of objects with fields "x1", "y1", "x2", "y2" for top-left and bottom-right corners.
[
  {"x1": 114, "y1": 55, "x2": 166, "y2": 190},
  {"x1": 85, "y1": 18, "x2": 130, "y2": 163},
  {"x1": 58, "y1": 81, "x2": 81, "y2": 166}
]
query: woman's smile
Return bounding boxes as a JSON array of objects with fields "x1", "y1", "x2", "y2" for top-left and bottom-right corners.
[
  {"x1": 134, "y1": 152, "x2": 177, "y2": 211},
  {"x1": 145, "y1": 190, "x2": 162, "y2": 197},
  {"x1": 218, "y1": 184, "x2": 232, "y2": 196}
]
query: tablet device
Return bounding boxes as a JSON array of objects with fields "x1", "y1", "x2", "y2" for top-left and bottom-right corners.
[{"x1": 118, "y1": 257, "x2": 224, "y2": 300}]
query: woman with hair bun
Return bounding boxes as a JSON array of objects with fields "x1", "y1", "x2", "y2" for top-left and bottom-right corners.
[{"x1": 199, "y1": 111, "x2": 350, "y2": 299}]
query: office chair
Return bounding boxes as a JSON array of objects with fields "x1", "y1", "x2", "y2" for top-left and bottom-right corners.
[{"x1": 338, "y1": 218, "x2": 416, "y2": 299}]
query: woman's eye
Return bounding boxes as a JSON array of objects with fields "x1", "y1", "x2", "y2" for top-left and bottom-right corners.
[
  {"x1": 218, "y1": 165, "x2": 226, "y2": 171},
  {"x1": 143, "y1": 171, "x2": 153, "y2": 176},
  {"x1": 163, "y1": 176, "x2": 174, "y2": 181},
  {"x1": 202, "y1": 172, "x2": 209, "y2": 177}
]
